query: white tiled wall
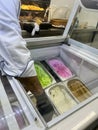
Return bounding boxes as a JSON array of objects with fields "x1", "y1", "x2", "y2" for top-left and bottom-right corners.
[
  {"x1": 48, "y1": 0, "x2": 75, "y2": 21},
  {"x1": 49, "y1": 0, "x2": 98, "y2": 28},
  {"x1": 78, "y1": 9, "x2": 98, "y2": 28}
]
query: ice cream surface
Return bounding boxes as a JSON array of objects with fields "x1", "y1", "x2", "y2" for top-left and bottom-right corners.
[
  {"x1": 67, "y1": 79, "x2": 92, "y2": 102},
  {"x1": 35, "y1": 63, "x2": 52, "y2": 88},
  {"x1": 49, "y1": 85, "x2": 77, "y2": 114},
  {"x1": 48, "y1": 58, "x2": 72, "y2": 79}
]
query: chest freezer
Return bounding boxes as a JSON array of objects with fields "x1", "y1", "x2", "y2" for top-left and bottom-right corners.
[
  {"x1": 1, "y1": 39, "x2": 98, "y2": 130},
  {"x1": 1, "y1": 0, "x2": 98, "y2": 130},
  {"x1": 26, "y1": 37, "x2": 98, "y2": 128},
  {"x1": 24, "y1": 0, "x2": 98, "y2": 129}
]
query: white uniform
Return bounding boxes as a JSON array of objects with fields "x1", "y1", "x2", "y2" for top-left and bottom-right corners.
[{"x1": 0, "y1": 0, "x2": 37, "y2": 77}]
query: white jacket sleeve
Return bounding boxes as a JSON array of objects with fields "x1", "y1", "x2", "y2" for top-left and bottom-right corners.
[{"x1": 0, "y1": 0, "x2": 37, "y2": 77}]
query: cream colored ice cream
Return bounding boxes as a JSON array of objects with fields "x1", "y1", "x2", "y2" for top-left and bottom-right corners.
[
  {"x1": 34, "y1": 63, "x2": 52, "y2": 88},
  {"x1": 49, "y1": 85, "x2": 77, "y2": 114}
]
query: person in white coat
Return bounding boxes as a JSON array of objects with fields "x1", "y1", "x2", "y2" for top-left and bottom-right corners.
[{"x1": 0, "y1": 0, "x2": 53, "y2": 120}]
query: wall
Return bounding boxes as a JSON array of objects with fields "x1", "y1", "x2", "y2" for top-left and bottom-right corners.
[
  {"x1": 49, "y1": 0, "x2": 98, "y2": 28},
  {"x1": 78, "y1": 9, "x2": 98, "y2": 28},
  {"x1": 48, "y1": 0, "x2": 75, "y2": 21},
  {"x1": 50, "y1": 0, "x2": 75, "y2": 9}
]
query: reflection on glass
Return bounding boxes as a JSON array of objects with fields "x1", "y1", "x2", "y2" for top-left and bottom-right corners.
[
  {"x1": 20, "y1": 0, "x2": 71, "y2": 38},
  {"x1": 11, "y1": 104, "x2": 27, "y2": 129},
  {"x1": 20, "y1": 0, "x2": 50, "y2": 22},
  {"x1": 70, "y1": 7, "x2": 98, "y2": 49},
  {"x1": 0, "y1": 102, "x2": 9, "y2": 130},
  {"x1": 1, "y1": 76, "x2": 29, "y2": 129}
]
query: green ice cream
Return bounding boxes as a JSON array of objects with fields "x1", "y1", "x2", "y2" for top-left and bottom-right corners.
[{"x1": 34, "y1": 63, "x2": 52, "y2": 88}]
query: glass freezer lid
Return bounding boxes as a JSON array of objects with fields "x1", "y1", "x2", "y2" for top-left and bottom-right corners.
[
  {"x1": 25, "y1": 0, "x2": 98, "y2": 51},
  {"x1": 0, "y1": 77, "x2": 21, "y2": 130},
  {"x1": 20, "y1": 0, "x2": 50, "y2": 21},
  {"x1": 0, "y1": 75, "x2": 45, "y2": 130},
  {"x1": 28, "y1": 43, "x2": 98, "y2": 127},
  {"x1": 0, "y1": 76, "x2": 29, "y2": 130},
  {"x1": 21, "y1": 0, "x2": 73, "y2": 41},
  {"x1": 64, "y1": 0, "x2": 98, "y2": 50},
  {"x1": 63, "y1": 0, "x2": 98, "y2": 38}
]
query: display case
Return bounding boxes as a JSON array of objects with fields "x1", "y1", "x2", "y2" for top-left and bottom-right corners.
[
  {"x1": 2, "y1": 40, "x2": 98, "y2": 129},
  {"x1": 1, "y1": 0, "x2": 98, "y2": 130},
  {"x1": 26, "y1": 1, "x2": 98, "y2": 129},
  {"x1": 20, "y1": 0, "x2": 50, "y2": 22},
  {"x1": 20, "y1": 0, "x2": 70, "y2": 38},
  {"x1": 27, "y1": 38, "x2": 98, "y2": 129}
]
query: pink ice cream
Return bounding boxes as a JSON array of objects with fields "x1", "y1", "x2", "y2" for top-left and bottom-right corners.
[{"x1": 48, "y1": 58, "x2": 72, "y2": 79}]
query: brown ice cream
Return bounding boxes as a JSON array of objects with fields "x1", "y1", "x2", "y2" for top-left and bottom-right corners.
[{"x1": 67, "y1": 79, "x2": 92, "y2": 102}]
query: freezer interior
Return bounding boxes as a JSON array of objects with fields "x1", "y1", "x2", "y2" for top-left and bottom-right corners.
[
  {"x1": 19, "y1": 1, "x2": 98, "y2": 126},
  {"x1": 26, "y1": 39, "x2": 98, "y2": 126},
  {"x1": 30, "y1": 43, "x2": 98, "y2": 88}
]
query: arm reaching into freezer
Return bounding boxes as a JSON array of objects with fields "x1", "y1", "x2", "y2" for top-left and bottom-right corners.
[
  {"x1": 16, "y1": 76, "x2": 54, "y2": 122},
  {"x1": 0, "y1": 0, "x2": 53, "y2": 121}
]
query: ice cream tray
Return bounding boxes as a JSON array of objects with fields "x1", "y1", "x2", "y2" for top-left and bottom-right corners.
[
  {"x1": 63, "y1": 77, "x2": 92, "y2": 103},
  {"x1": 46, "y1": 57, "x2": 75, "y2": 81},
  {"x1": 34, "y1": 61, "x2": 56, "y2": 89}
]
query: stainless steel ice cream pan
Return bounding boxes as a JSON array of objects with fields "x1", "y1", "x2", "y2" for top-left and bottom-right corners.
[{"x1": 45, "y1": 83, "x2": 78, "y2": 114}]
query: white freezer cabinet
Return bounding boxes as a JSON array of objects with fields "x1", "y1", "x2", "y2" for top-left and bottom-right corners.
[
  {"x1": 28, "y1": 38, "x2": 98, "y2": 130},
  {"x1": 1, "y1": 39, "x2": 98, "y2": 130}
]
